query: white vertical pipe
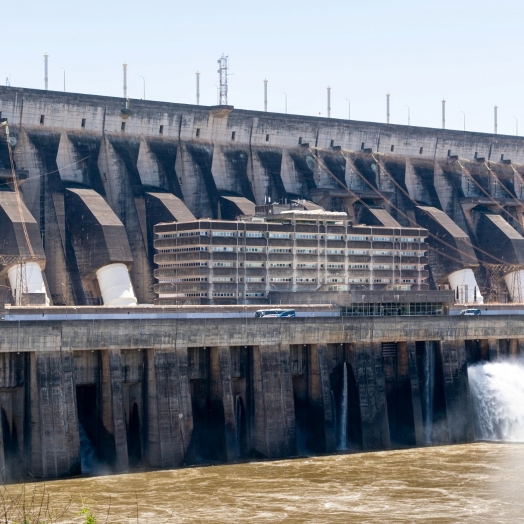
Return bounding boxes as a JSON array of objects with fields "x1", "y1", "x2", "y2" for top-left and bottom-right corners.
[
  {"x1": 196, "y1": 71, "x2": 200, "y2": 105},
  {"x1": 96, "y1": 263, "x2": 137, "y2": 306},
  {"x1": 7, "y1": 262, "x2": 50, "y2": 306},
  {"x1": 448, "y1": 268, "x2": 484, "y2": 304},
  {"x1": 123, "y1": 63, "x2": 128, "y2": 99},
  {"x1": 44, "y1": 54, "x2": 49, "y2": 90}
]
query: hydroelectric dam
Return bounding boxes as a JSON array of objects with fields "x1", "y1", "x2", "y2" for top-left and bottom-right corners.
[{"x1": 0, "y1": 86, "x2": 523, "y2": 479}]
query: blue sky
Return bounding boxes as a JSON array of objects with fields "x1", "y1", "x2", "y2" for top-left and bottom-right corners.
[{"x1": 3, "y1": 0, "x2": 523, "y2": 134}]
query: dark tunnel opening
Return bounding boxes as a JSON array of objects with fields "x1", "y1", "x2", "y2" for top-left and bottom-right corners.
[
  {"x1": 127, "y1": 402, "x2": 142, "y2": 467},
  {"x1": 1, "y1": 408, "x2": 20, "y2": 479},
  {"x1": 76, "y1": 384, "x2": 116, "y2": 472}
]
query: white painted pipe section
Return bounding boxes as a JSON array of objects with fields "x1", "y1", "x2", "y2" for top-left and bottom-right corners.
[
  {"x1": 448, "y1": 268, "x2": 484, "y2": 304},
  {"x1": 96, "y1": 263, "x2": 137, "y2": 307},
  {"x1": 504, "y1": 270, "x2": 524, "y2": 303},
  {"x1": 7, "y1": 261, "x2": 50, "y2": 306}
]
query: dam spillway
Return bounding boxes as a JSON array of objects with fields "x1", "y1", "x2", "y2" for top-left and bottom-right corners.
[{"x1": 0, "y1": 311, "x2": 521, "y2": 480}]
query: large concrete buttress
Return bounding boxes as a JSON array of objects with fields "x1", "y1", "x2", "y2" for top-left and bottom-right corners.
[
  {"x1": 0, "y1": 192, "x2": 49, "y2": 305},
  {"x1": 64, "y1": 188, "x2": 137, "y2": 306},
  {"x1": 475, "y1": 213, "x2": 524, "y2": 302},
  {"x1": 416, "y1": 206, "x2": 483, "y2": 304}
]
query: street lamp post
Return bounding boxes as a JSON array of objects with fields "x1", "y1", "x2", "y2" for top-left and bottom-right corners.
[
  {"x1": 140, "y1": 76, "x2": 145, "y2": 100},
  {"x1": 405, "y1": 105, "x2": 410, "y2": 126},
  {"x1": 345, "y1": 98, "x2": 351, "y2": 120},
  {"x1": 283, "y1": 92, "x2": 287, "y2": 114},
  {"x1": 460, "y1": 111, "x2": 466, "y2": 132}
]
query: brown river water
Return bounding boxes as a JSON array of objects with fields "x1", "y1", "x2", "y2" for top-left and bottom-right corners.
[{"x1": 6, "y1": 442, "x2": 524, "y2": 523}]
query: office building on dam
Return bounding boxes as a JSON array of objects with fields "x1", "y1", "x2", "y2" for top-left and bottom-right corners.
[{"x1": 0, "y1": 86, "x2": 522, "y2": 479}]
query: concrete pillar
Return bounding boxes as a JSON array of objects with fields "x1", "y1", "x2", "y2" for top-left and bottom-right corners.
[
  {"x1": 439, "y1": 340, "x2": 474, "y2": 444},
  {"x1": 175, "y1": 142, "x2": 215, "y2": 217},
  {"x1": 406, "y1": 342, "x2": 425, "y2": 446},
  {"x1": 30, "y1": 351, "x2": 80, "y2": 478},
  {"x1": 210, "y1": 346, "x2": 237, "y2": 461},
  {"x1": 144, "y1": 347, "x2": 193, "y2": 468},
  {"x1": 251, "y1": 344, "x2": 296, "y2": 458},
  {"x1": 354, "y1": 342, "x2": 390, "y2": 450},
  {"x1": 175, "y1": 345, "x2": 194, "y2": 457},
  {"x1": 97, "y1": 135, "x2": 155, "y2": 304},
  {"x1": 510, "y1": 339, "x2": 518, "y2": 358},
  {"x1": 488, "y1": 338, "x2": 498, "y2": 361},
  {"x1": 309, "y1": 344, "x2": 336, "y2": 453},
  {"x1": 280, "y1": 151, "x2": 304, "y2": 196},
  {"x1": 101, "y1": 349, "x2": 128, "y2": 472},
  {"x1": 518, "y1": 339, "x2": 524, "y2": 357}
]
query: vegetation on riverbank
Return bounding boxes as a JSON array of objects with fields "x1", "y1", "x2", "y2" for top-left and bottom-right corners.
[{"x1": 0, "y1": 483, "x2": 174, "y2": 523}]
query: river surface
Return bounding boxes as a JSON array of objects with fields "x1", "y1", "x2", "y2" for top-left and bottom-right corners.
[{"x1": 9, "y1": 442, "x2": 524, "y2": 523}]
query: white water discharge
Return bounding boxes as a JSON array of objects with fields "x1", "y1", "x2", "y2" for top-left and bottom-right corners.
[
  {"x1": 468, "y1": 360, "x2": 524, "y2": 441},
  {"x1": 79, "y1": 423, "x2": 97, "y2": 474},
  {"x1": 338, "y1": 363, "x2": 348, "y2": 450}
]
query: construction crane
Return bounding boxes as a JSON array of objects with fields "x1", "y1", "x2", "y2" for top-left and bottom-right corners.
[{"x1": 0, "y1": 118, "x2": 38, "y2": 306}]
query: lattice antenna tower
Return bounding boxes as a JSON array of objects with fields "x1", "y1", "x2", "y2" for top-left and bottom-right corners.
[{"x1": 217, "y1": 54, "x2": 229, "y2": 106}]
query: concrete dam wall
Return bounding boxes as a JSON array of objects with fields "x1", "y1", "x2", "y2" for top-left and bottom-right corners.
[
  {"x1": 0, "y1": 87, "x2": 523, "y2": 480},
  {"x1": 1, "y1": 87, "x2": 524, "y2": 305},
  {"x1": 0, "y1": 313, "x2": 520, "y2": 480}
]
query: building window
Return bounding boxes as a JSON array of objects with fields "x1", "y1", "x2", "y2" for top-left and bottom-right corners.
[
  {"x1": 121, "y1": 122, "x2": 126, "y2": 132},
  {"x1": 391, "y1": 145, "x2": 394, "y2": 152},
  {"x1": 159, "y1": 125, "x2": 164, "y2": 135},
  {"x1": 298, "y1": 137, "x2": 302, "y2": 145},
  {"x1": 40, "y1": 115, "x2": 45, "y2": 125},
  {"x1": 196, "y1": 128, "x2": 200, "y2": 137},
  {"x1": 348, "y1": 235, "x2": 367, "y2": 241},
  {"x1": 330, "y1": 139, "x2": 334, "y2": 147},
  {"x1": 419, "y1": 147, "x2": 423, "y2": 154},
  {"x1": 447, "y1": 149, "x2": 451, "y2": 156},
  {"x1": 231, "y1": 131, "x2": 236, "y2": 141},
  {"x1": 296, "y1": 234, "x2": 316, "y2": 239},
  {"x1": 372, "y1": 236, "x2": 391, "y2": 242},
  {"x1": 81, "y1": 118, "x2": 86, "y2": 128},
  {"x1": 361, "y1": 142, "x2": 365, "y2": 150},
  {"x1": 211, "y1": 231, "x2": 235, "y2": 237},
  {"x1": 266, "y1": 134, "x2": 270, "y2": 142}
]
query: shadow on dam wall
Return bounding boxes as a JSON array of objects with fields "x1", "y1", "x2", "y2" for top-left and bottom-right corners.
[{"x1": 0, "y1": 324, "x2": 500, "y2": 482}]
